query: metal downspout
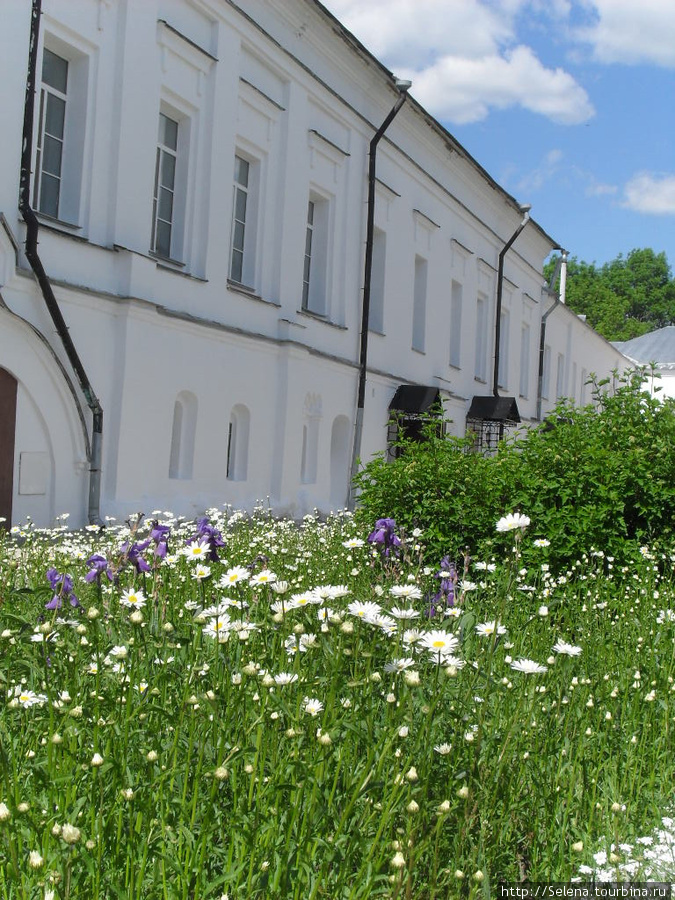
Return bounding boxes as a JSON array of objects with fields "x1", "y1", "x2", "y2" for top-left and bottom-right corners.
[
  {"x1": 18, "y1": 0, "x2": 103, "y2": 524},
  {"x1": 348, "y1": 80, "x2": 411, "y2": 508},
  {"x1": 493, "y1": 206, "x2": 531, "y2": 398},
  {"x1": 536, "y1": 250, "x2": 568, "y2": 421}
]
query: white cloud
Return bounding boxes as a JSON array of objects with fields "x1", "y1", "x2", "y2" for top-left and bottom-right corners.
[
  {"x1": 322, "y1": 0, "x2": 594, "y2": 125},
  {"x1": 405, "y1": 47, "x2": 594, "y2": 124},
  {"x1": 622, "y1": 173, "x2": 675, "y2": 214},
  {"x1": 577, "y1": 0, "x2": 675, "y2": 67},
  {"x1": 518, "y1": 149, "x2": 565, "y2": 193}
]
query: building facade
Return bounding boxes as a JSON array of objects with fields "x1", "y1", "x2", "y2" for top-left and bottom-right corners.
[{"x1": 0, "y1": 0, "x2": 628, "y2": 527}]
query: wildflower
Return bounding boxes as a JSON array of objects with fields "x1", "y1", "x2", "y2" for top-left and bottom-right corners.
[
  {"x1": 303, "y1": 697, "x2": 324, "y2": 717},
  {"x1": 347, "y1": 600, "x2": 381, "y2": 622},
  {"x1": 367, "y1": 518, "x2": 402, "y2": 557},
  {"x1": 405, "y1": 766, "x2": 418, "y2": 782},
  {"x1": 420, "y1": 630, "x2": 459, "y2": 656},
  {"x1": 391, "y1": 851, "x2": 406, "y2": 868},
  {"x1": 437, "y1": 800, "x2": 451, "y2": 814},
  {"x1": 475, "y1": 621, "x2": 506, "y2": 637},
  {"x1": 457, "y1": 785, "x2": 469, "y2": 799},
  {"x1": 188, "y1": 516, "x2": 226, "y2": 561},
  {"x1": 214, "y1": 766, "x2": 229, "y2": 781},
  {"x1": 0, "y1": 803, "x2": 10, "y2": 821},
  {"x1": 389, "y1": 607, "x2": 420, "y2": 620},
  {"x1": 552, "y1": 640, "x2": 582, "y2": 657},
  {"x1": 91, "y1": 753, "x2": 104, "y2": 767},
  {"x1": 121, "y1": 788, "x2": 134, "y2": 800},
  {"x1": 28, "y1": 850, "x2": 44, "y2": 868},
  {"x1": 389, "y1": 584, "x2": 422, "y2": 601},
  {"x1": 191, "y1": 564, "x2": 211, "y2": 580},
  {"x1": 496, "y1": 513, "x2": 531, "y2": 532},
  {"x1": 317, "y1": 729, "x2": 332, "y2": 746},
  {"x1": 8, "y1": 687, "x2": 48, "y2": 708},
  {"x1": 404, "y1": 670, "x2": 420, "y2": 686},
  {"x1": 384, "y1": 657, "x2": 416, "y2": 674},
  {"x1": 45, "y1": 567, "x2": 79, "y2": 610},
  {"x1": 220, "y1": 566, "x2": 250, "y2": 586},
  {"x1": 407, "y1": 799, "x2": 419, "y2": 813},
  {"x1": 342, "y1": 537, "x2": 365, "y2": 548},
  {"x1": 119, "y1": 538, "x2": 151, "y2": 574},
  {"x1": 84, "y1": 553, "x2": 113, "y2": 585},
  {"x1": 146, "y1": 750, "x2": 158, "y2": 762},
  {"x1": 434, "y1": 743, "x2": 452, "y2": 755},
  {"x1": 510, "y1": 658, "x2": 548, "y2": 674},
  {"x1": 120, "y1": 588, "x2": 146, "y2": 609},
  {"x1": 274, "y1": 672, "x2": 298, "y2": 685},
  {"x1": 473, "y1": 870, "x2": 485, "y2": 882},
  {"x1": 533, "y1": 538, "x2": 551, "y2": 547},
  {"x1": 183, "y1": 540, "x2": 210, "y2": 561},
  {"x1": 250, "y1": 570, "x2": 277, "y2": 587},
  {"x1": 61, "y1": 823, "x2": 81, "y2": 844}
]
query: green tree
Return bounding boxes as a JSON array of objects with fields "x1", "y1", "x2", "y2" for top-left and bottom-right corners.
[{"x1": 544, "y1": 248, "x2": 675, "y2": 341}]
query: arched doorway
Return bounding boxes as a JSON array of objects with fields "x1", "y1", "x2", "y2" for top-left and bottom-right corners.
[{"x1": 0, "y1": 368, "x2": 17, "y2": 526}]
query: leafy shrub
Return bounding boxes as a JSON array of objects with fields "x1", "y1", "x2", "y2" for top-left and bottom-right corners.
[{"x1": 354, "y1": 369, "x2": 675, "y2": 570}]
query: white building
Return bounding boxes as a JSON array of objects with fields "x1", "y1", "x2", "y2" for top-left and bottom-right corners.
[{"x1": 0, "y1": 0, "x2": 629, "y2": 528}]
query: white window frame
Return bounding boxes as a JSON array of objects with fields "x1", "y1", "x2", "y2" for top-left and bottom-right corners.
[
  {"x1": 519, "y1": 323, "x2": 530, "y2": 399},
  {"x1": 412, "y1": 255, "x2": 427, "y2": 353},
  {"x1": 229, "y1": 153, "x2": 259, "y2": 288},
  {"x1": 475, "y1": 294, "x2": 489, "y2": 382},
  {"x1": 449, "y1": 280, "x2": 462, "y2": 368},
  {"x1": 542, "y1": 345, "x2": 552, "y2": 400},
  {"x1": 151, "y1": 105, "x2": 190, "y2": 263},
  {"x1": 498, "y1": 309, "x2": 510, "y2": 389},
  {"x1": 368, "y1": 227, "x2": 387, "y2": 334},
  {"x1": 301, "y1": 192, "x2": 330, "y2": 316},
  {"x1": 33, "y1": 36, "x2": 90, "y2": 227},
  {"x1": 556, "y1": 352, "x2": 566, "y2": 399}
]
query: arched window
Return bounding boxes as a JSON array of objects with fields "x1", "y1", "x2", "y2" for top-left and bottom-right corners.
[
  {"x1": 226, "y1": 404, "x2": 250, "y2": 481},
  {"x1": 168, "y1": 391, "x2": 197, "y2": 479}
]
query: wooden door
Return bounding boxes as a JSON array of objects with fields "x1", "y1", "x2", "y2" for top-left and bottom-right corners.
[{"x1": 0, "y1": 368, "x2": 17, "y2": 527}]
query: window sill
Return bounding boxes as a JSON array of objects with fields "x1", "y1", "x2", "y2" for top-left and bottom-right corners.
[
  {"x1": 449, "y1": 363, "x2": 461, "y2": 371},
  {"x1": 411, "y1": 346, "x2": 426, "y2": 355},
  {"x1": 149, "y1": 250, "x2": 186, "y2": 269},
  {"x1": 474, "y1": 376, "x2": 487, "y2": 384},
  {"x1": 36, "y1": 214, "x2": 87, "y2": 241},
  {"x1": 228, "y1": 280, "x2": 280, "y2": 306},
  {"x1": 297, "y1": 309, "x2": 347, "y2": 330},
  {"x1": 368, "y1": 327, "x2": 386, "y2": 336}
]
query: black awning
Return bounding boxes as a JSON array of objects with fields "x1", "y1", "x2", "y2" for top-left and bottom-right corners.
[
  {"x1": 467, "y1": 395, "x2": 520, "y2": 423},
  {"x1": 389, "y1": 385, "x2": 440, "y2": 414}
]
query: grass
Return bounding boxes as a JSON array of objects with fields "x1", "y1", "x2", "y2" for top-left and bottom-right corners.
[{"x1": 0, "y1": 506, "x2": 674, "y2": 899}]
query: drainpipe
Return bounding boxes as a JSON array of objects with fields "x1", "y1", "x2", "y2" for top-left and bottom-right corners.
[
  {"x1": 18, "y1": 0, "x2": 103, "y2": 524},
  {"x1": 348, "y1": 78, "x2": 412, "y2": 507},
  {"x1": 536, "y1": 250, "x2": 568, "y2": 421},
  {"x1": 493, "y1": 204, "x2": 531, "y2": 397}
]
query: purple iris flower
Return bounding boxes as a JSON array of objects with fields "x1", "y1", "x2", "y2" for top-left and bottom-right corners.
[
  {"x1": 150, "y1": 522, "x2": 171, "y2": 559},
  {"x1": 119, "y1": 539, "x2": 152, "y2": 574},
  {"x1": 188, "y1": 517, "x2": 225, "y2": 562},
  {"x1": 433, "y1": 556, "x2": 458, "y2": 608},
  {"x1": 84, "y1": 554, "x2": 113, "y2": 585},
  {"x1": 45, "y1": 567, "x2": 80, "y2": 610},
  {"x1": 367, "y1": 518, "x2": 402, "y2": 558}
]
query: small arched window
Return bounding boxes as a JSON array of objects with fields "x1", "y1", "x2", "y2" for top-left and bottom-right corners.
[
  {"x1": 168, "y1": 391, "x2": 198, "y2": 479},
  {"x1": 226, "y1": 404, "x2": 250, "y2": 481}
]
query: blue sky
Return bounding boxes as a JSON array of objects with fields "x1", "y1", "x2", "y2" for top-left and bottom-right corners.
[{"x1": 322, "y1": 0, "x2": 675, "y2": 268}]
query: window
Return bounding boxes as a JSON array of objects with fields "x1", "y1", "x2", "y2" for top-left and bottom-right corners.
[
  {"x1": 302, "y1": 195, "x2": 329, "y2": 315},
  {"x1": 226, "y1": 405, "x2": 250, "y2": 481},
  {"x1": 556, "y1": 352, "x2": 566, "y2": 398},
  {"x1": 449, "y1": 281, "x2": 462, "y2": 368},
  {"x1": 475, "y1": 294, "x2": 488, "y2": 381},
  {"x1": 542, "y1": 345, "x2": 551, "y2": 399},
  {"x1": 519, "y1": 323, "x2": 530, "y2": 399},
  {"x1": 34, "y1": 49, "x2": 68, "y2": 219},
  {"x1": 230, "y1": 155, "x2": 259, "y2": 286},
  {"x1": 412, "y1": 256, "x2": 427, "y2": 352},
  {"x1": 168, "y1": 391, "x2": 198, "y2": 480},
  {"x1": 498, "y1": 309, "x2": 510, "y2": 389},
  {"x1": 152, "y1": 113, "x2": 179, "y2": 259},
  {"x1": 369, "y1": 228, "x2": 386, "y2": 333}
]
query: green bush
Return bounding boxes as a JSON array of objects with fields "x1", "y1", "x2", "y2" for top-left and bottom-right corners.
[{"x1": 354, "y1": 369, "x2": 675, "y2": 570}]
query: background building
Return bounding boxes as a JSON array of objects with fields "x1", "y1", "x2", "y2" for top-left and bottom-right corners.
[{"x1": 0, "y1": 0, "x2": 628, "y2": 527}]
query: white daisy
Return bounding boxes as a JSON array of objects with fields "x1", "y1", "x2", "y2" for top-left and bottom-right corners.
[
  {"x1": 347, "y1": 600, "x2": 381, "y2": 622},
  {"x1": 250, "y1": 570, "x2": 277, "y2": 586},
  {"x1": 182, "y1": 540, "x2": 210, "y2": 560},
  {"x1": 420, "y1": 630, "x2": 460, "y2": 656},
  {"x1": 342, "y1": 538, "x2": 365, "y2": 548},
  {"x1": 219, "y1": 566, "x2": 250, "y2": 586},
  {"x1": 389, "y1": 606, "x2": 420, "y2": 620},
  {"x1": 475, "y1": 621, "x2": 506, "y2": 637},
  {"x1": 434, "y1": 743, "x2": 452, "y2": 755},
  {"x1": 510, "y1": 658, "x2": 548, "y2": 674},
  {"x1": 202, "y1": 616, "x2": 232, "y2": 641},
  {"x1": 389, "y1": 585, "x2": 423, "y2": 601},
  {"x1": 303, "y1": 697, "x2": 324, "y2": 716},
  {"x1": 384, "y1": 657, "x2": 416, "y2": 673},
  {"x1": 496, "y1": 513, "x2": 531, "y2": 533},
  {"x1": 274, "y1": 672, "x2": 298, "y2": 685},
  {"x1": 120, "y1": 588, "x2": 146, "y2": 608},
  {"x1": 552, "y1": 640, "x2": 582, "y2": 657}
]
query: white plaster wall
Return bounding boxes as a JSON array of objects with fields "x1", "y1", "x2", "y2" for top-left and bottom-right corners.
[{"x1": 0, "y1": 0, "x2": 631, "y2": 527}]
